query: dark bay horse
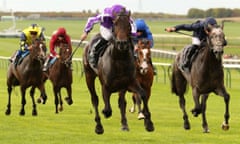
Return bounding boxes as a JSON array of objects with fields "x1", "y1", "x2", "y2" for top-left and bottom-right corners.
[
  {"x1": 171, "y1": 24, "x2": 230, "y2": 132},
  {"x1": 83, "y1": 9, "x2": 154, "y2": 134},
  {"x1": 130, "y1": 39, "x2": 154, "y2": 120},
  {"x1": 48, "y1": 43, "x2": 73, "y2": 113},
  {"x1": 6, "y1": 39, "x2": 48, "y2": 116}
]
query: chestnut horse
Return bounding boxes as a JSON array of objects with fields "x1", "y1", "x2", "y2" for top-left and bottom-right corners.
[
  {"x1": 48, "y1": 43, "x2": 73, "y2": 113},
  {"x1": 171, "y1": 24, "x2": 230, "y2": 132},
  {"x1": 130, "y1": 39, "x2": 154, "y2": 120},
  {"x1": 6, "y1": 39, "x2": 47, "y2": 116},
  {"x1": 83, "y1": 9, "x2": 154, "y2": 134}
]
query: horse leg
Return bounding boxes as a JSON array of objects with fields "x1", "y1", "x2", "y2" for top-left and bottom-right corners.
[
  {"x1": 129, "y1": 93, "x2": 136, "y2": 113},
  {"x1": 101, "y1": 87, "x2": 112, "y2": 118},
  {"x1": 54, "y1": 86, "x2": 60, "y2": 113},
  {"x1": 191, "y1": 88, "x2": 201, "y2": 117},
  {"x1": 129, "y1": 82, "x2": 154, "y2": 132},
  {"x1": 19, "y1": 87, "x2": 26, "y2": 116},
  {"x1": 85, "y1": 72, "x2": 103, "y2": 134},
  {"x1": 118, "y1": 90, "x2": 129, "y2": 131},
  {"x1": 135, "y1": 93, "x2": 145, "y2": 120},
  {"x1": 5, "y1": 86, "x2": 12, "y2": 115},
  {"x1": 216, "y1": 87, "x2": 230, "y2": 131},
  {"x1": 178, "y1": 94, "x2": 191, "y2": 130},
  {"x1": 30, "y1": 87, "x2": 37, "y2": 116},
  {"x1": 64, "y1": 85, "x2": 73, "y2": 105},
  {"x1": 58, "y1": 91, "x2": 63, "y2": 112},
  {"x1": 37, "y1": 84, "x2": 47, "y2": 104},
  {"x1": 201, "y1": 94, "x2": 209, "y2": 133}
]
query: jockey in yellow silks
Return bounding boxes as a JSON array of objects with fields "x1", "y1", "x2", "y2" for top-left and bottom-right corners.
[{"x1": 10, "y1": 24, "x2": 46, "y2": 66}]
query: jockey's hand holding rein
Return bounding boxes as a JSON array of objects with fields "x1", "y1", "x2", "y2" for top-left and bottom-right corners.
[{"x1": 165, "y1": 27, "x2": 176, "y2": 32}]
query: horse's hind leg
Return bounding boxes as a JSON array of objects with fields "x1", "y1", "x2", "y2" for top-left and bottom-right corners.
[
  {"x1": 118, "y1": 90, "x2": 129, "y2": 131},
  {"x1": 53, "y1": 86, "x2": 61, "y2": 113},
  {"x1": 178, "y1": 95, "x2": 190, "y2": 130},
  {"x1": 37, "y1": 84, "x2": 48, "y2": 104},
  {"x1": 5, "y1": 86, "x2": 12, "y2": 115},
  {"x1": 201, "y1": 94, "x2": 209, "y2": 133},
  {"x1": 30, "y1": 87, "x2": 37, "y2": 116},
  {"x1": 191, "y1": 88, "x2": 202, "y2": 117}
]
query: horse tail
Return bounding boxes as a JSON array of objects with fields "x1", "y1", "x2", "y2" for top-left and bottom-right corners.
[{"x1": 171, "y1": 60, "x2": 187, "y2": 96}]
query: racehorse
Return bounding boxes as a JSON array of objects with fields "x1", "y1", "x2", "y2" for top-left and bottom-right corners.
[
  {"x1": 171, "y1": 24, "x2": 230, "y2": 132},
  {"x1": 48, "y1": 43, "x2": 73, "y2": 113},
  {"x1": 129, "y1": 39, "x2": 154, "y2": 120},
  {"x1": 83, "y1": 9, "x2": 154, "y2": 134},
  {"x1": 6, "y1": 39, "x2": 48, "y2": 116}
]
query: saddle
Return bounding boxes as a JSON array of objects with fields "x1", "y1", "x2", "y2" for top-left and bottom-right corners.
[{"x1": 16, "y1": 50, "x2": 30, "y2": 66}]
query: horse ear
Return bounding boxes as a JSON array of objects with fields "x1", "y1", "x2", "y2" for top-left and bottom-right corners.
[
  {"x1": 128, "y1": 10, "x2": 131, "y2": 17},
  {"x1": 205, "y1": 24, "x2": 213, "y2": 35},
  {"x1": 221, "y1": 20, "x2": 225, "y2": 30}
]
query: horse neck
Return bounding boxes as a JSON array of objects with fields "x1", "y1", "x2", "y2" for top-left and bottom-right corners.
[{"x1": 110, "y1": 40, "x2": 134, "y2": 60}]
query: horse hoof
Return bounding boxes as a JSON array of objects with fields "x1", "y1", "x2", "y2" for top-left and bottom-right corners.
[
  {"x1": 184, "y1": 123, "x2": 191, "y2": 130},
  {"x1": 138, "y1": 112, "x2": 145, "y2": 120},
  {"x1": 65, "y1": 97, "x2": 73, "y2": 105},
  {"x1": 95, "y1": 125, "x2": 104, "y2": 134},
  {"x1": 19, "y1": 110, "x2": 25, "y2": 116},
  {"x1": 129, "y1": 107, "x2": 135, "y2": 113},
  {"x1": 37, "y1": 98, "x2": 42, "y2": 104},
  {"x1": 222, "y1": 122, "x2": 230, "y2": 131},
  {"x1": 191, "y1": 109, "x2": 201, "y2": 117},
  {"x1": 203, "y1": 129, "x2": 210, "y2": 133},
  {"x1": 121, "y1": 126, "x2": 129, "y2": 131},
  {"x1": 145, "y1": 120, "x2": 154, "y2": 132},
  {"x1": 5, "y1": 109, "x2": 11, "y2": 115},
  {"x1": 59, "y1": 106, "x2": 63, "y2": 112},
  {"x1": 32, "y1": 110, "x2": 37, "y2": 116},
  {"x1": 102, "y1": 109, "x2": 112, "y2": 118}
]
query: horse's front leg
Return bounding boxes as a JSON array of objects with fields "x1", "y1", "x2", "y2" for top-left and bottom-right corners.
[
  {"x1": 85, "y1": 71, "x2": 104, "y2": 134},
  {"x1": 201, "y1": 94, "x2": 209, "y2": 133},
  {"x1": 64, "y1": 85, "x2": 73, "y2": 105},
  {"x1": 118, "y1": 90, "x2": 129, "y2": 131},
  {"x1": 102, "y1": 87, "x2": 112, "y2": 118},
  {"x1": 53, "y1": 86, "x2": 60, "y2": 113},
  {"x1": 216, "y1": 87, "x2": 230, "y2": 131},
  {"x1": 20, "y1": 86, "x2": 27, "y2": 116},
  {"x1": 129, "y1": 82, "x2": 154, "y2": 132},
  {"x1": 37, "y1": 84, "x2": 47, "y2": 104},
  {"x1": 191, "y1": 88, "x2": 201, "y2": 117},
  {"x1": 5, "y1": 86, "x2": 12, "y2": 115},
  {"x1": 30, "y1": 86, "x2": 37, "y2": 116}
]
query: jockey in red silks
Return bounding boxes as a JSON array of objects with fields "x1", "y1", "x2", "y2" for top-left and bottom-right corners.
[{"x1": 43, "y1": 27, "x2": 72, "y2": 71}]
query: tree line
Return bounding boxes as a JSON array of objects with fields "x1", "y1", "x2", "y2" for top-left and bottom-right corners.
[
  {"x1": 0, "y1": 8, "x2": 240, "y2": 19},
  {"x1": 187, "y1": 8, "x2": 240, "y2": 18}
]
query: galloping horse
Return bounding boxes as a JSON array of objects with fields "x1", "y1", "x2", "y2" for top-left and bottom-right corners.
[
  {"x1": 171, "y1": 24, "x2": 230, "y2": 132},
  {"x1": 130, "y1": 39, "x2": 154, "y2": 120},
  {"x1": 48, "y1": 43, "x2": 73, "y2": 113},
  {"x1": 83, "y1": 9, "x2": 154, "y2": 134},
  {"x1": 6, "y1": 39, "x2": 48, "y2": 116}
]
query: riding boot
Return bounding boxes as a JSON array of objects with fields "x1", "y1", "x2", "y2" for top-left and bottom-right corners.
[
  {"x1": 43, "y1": 57, "x2": 50, "y2": 72},
  {"x1": 14, "y1": 51, "x2": 21, "y2": 67},
  {"x1": 89, "y1": 37, "x2": 108, "y2": 68},
  {"x1": 181, "y1": 45, "x2": 198, "y2": 71}
]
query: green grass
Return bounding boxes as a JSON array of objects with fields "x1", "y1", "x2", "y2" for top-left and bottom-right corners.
[{"x1": 0, "y1": 19, "x2": 240, "y2": 144}]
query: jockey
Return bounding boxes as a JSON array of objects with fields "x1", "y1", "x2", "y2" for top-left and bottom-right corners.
[
  {"x1": 80, "y1": 4, "x2": 137, "y2": 68},
  {"x1": 165, "y1": 17, "x2": 227, "y2": 71},
  {"x1": 11, "y1": 24, "x2": 46, "y2": 66},
  {"x1": 134, "y1": 18, "x2": 157, "y2": 75},
  {"x1": 43, "y1": 27, "x2": 72, "y2": 71},
  {"x1": 134, "y1": 18, "x2": 154, "y2": 49}
]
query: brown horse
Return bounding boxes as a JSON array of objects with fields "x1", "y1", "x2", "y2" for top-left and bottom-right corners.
[
  {"x1": 130, "y1": 39, "x2": 154, "y2": 120},
  {"x1": 6, "y1": 39, "x2": 47, "y2": 116},
  {"x1": 171, "y1": 24, "x2": 230, "y2": 132},
  {"x1": 48, "y1": 43, "x2": 73, "y2": 113},
  {"x1": 83, "y1": 9, "x2": 154, "y2": 134}
]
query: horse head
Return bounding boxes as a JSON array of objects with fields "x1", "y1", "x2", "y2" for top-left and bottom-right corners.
[
  {"x1": 59, "y1": 43, "x2": 72, "y2": 67},
  {"x1": 30, "y1": 39, "x2": 46, "y2": 62},
  {"x1": 205, "y1": 24, "x2": 226, "y2": 60},
  {"x1": 136, "y1": 39, "x2": 152, "y2": 75},
  {"x1": 112, "y1": 8, "x2": 132, "y2": 51}
]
